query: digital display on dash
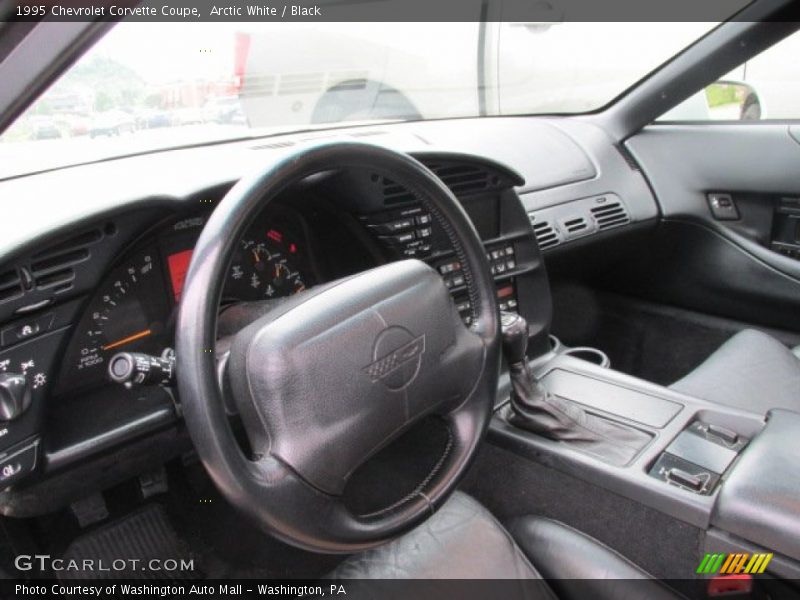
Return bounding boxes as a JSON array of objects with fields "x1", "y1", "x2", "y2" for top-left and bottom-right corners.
[{"x1": 167, "y1": 249, "x2": 193, "y2": 302}]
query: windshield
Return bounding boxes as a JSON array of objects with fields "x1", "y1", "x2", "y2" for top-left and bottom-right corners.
[{"x1": 0, "y1": 21, "x2": 715, "y2": 178}]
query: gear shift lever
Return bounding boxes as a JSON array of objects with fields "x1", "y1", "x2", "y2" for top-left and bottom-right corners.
[
  {"x1": 500, "y1": 312, "x2": 652, "y2": 464},
  {"x1": 500, "y1": 312, "x2": 602, "y2": 441}
]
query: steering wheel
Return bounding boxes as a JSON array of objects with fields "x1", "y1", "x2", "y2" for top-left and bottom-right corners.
[{"x1": 176, "y1": 142, "x2": 501, "y2": 553}]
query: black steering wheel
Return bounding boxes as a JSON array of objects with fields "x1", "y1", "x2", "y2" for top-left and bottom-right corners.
[{"x1": 176, "y1": 142, "x2": 501, "y2": 553}]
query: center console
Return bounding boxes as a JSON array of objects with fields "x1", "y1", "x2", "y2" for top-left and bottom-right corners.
[
  {"x1": 529, "y1": 364, "x2": 752, "y2": 498},
  {"x1": 490, "y1": 347, "x2": 773, "y2": 542},
  {"x1": 711, "y1": 409, "x2": 800, "y2": 570}
]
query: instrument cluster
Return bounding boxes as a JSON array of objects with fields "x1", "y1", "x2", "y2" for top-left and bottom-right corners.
[{"x1": 56, "y1": 206, "x2": 316, "y2": 393}]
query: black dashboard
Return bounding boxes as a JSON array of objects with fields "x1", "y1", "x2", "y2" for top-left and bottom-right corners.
[
  {"x1": 0, "y1": 153, "x2": 551, "y2": 511},
  {"x1": 0, "y1": 117, "x2": 660, "y2": 516}
]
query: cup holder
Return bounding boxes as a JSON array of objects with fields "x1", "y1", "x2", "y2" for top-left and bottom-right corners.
[{"x1": 561, "y1": 346, "x2": 611, "y2": 369}]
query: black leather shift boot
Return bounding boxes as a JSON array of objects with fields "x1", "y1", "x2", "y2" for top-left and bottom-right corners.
[
  {"x1": 504, "y1": 361, "x2": 652, "y2": 466},
  {"x1": 507, "y1": 361, "x2": 598, "y2": 441},
  {"x1": 500, "y1": 312, "x2": 651, "y2": 466}
]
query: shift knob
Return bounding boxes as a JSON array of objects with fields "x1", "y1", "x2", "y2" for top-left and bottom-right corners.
[
  {"x1": 500, "y1": 311, "x2": 529, "y2": 365},
  {"x1": 0, "y1": 373, "x2": 32, "y2": 421}
]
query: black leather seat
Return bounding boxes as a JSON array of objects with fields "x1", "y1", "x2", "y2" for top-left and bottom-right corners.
[
  {"x1": 332, "y1": 492, "x2": 682, "y2": 599},
  {"x1": 670, "y1": 329, "x2": 800, "y2": 415}
]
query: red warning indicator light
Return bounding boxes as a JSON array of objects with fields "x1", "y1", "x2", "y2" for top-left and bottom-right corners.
[
  {"x1": 289, "y1": 243, "x2": 298, "y2": 254},
  {"x1": 267, "y1": 229, "x2": 283, "y2": 243}
]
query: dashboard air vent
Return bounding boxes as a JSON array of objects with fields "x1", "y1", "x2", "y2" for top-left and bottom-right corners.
[
  {"x1": 427, "y1": 164, "x2": 493, "y2": 196},
  {"x1": 30, "y1": 228, "x2": 101, "y2": 290},
  {"x1": 590, "y1": 201, "x2": 630, "y2": 231},
  {"x1": 381, "y1": 177, "x2": 417, "y2": 205},
  {"x1": 529, "y1": 216, "x2": 560, "y2": 250},
  {"x1": 562, "y1": 216, "x2": 589, "y2": 235},
  {"x1": 0, "y1": 269, "x2": 23, "y2": 303},
  {"x1": 378, "y1": 161, "x2": 507, "y2": 206}
]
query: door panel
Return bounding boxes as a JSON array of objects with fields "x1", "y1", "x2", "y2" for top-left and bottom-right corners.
[{"x1": 619, "y1": 123, "x2": 800, "y2": 330}]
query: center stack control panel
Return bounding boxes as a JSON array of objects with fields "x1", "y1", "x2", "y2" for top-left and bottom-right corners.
[
  {"x1": 339, "y1": 156, "x2": 554, "y2": 358},
  {"x1": 359, "y1": 205, "x2": 525, "y2": 326}
]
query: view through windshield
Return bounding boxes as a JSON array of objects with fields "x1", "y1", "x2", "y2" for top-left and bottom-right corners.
[{"x1": 0, "y1": 21, "x2": 714, "y2": 178}]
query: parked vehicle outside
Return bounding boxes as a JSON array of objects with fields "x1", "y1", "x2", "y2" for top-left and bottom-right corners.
[{"x1": 89, "y1": 109, "x2": 136, "y2": 137}]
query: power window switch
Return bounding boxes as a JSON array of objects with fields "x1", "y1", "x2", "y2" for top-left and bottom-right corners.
[
  {"x1": 667, "y1": 467, "x2": 704, "y2": 491},
  {"x1": 708, "y1": 193, "x2": 739, "y2": 221},
  {"x1": 707, "y1": 424, "x2": 738, "y2": 445}
]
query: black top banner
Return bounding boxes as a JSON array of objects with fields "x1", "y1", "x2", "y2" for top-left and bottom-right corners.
[{"x1": 0, "y1": 0, "x2": 771, "y2": 23}]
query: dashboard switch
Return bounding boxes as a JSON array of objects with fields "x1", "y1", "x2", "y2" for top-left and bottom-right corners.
[
  {"x1": 666, "y1": 467, "x2": 704, "y2": 491},
  {"x1": 368, "y1": 218, "x2": 414, "y2": 235},
  {"x1": 0, "y1": 441, "x2": 38, "y2": 489},
  {"x1": 0, "y1": 313, "x2": 54, "y2": 347},
  {"x1": 0, "y1": 373, "x2": 32, "y2": 421},
  {"x1": 379, "y1": 232, "x2": 416, "y2": 245},
  {"x1": 707, "y1": 424, "x2": 738, "y2": 445},
  {"x1": 108, "y1": 350, "x2": 176, "y2": 388},
  {"x1": 708, "y1": 193, "x2": 739, "y2": 221}
]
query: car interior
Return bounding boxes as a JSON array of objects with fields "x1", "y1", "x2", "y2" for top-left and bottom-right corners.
[{"x1": 0, "y1": 3, "x2": 799, "y2": 599}]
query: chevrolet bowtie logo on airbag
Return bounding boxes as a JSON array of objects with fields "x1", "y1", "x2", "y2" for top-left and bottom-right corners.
[{"x1": 363, "y1": 326, "x2": 426, "y2": 391}]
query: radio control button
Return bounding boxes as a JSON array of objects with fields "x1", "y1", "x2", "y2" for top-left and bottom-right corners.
[{"x1": 379, "y1": 231, "x2": 416, "y2": 245}]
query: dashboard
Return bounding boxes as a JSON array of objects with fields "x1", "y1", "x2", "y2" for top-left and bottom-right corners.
[{"x1": 0, "y1": 116, "x2": 660, "y2": 515}]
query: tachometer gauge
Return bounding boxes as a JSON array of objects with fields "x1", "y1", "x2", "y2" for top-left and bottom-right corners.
[{"x1": 58, "y1": 248, "x2": 169, "y2": 392}]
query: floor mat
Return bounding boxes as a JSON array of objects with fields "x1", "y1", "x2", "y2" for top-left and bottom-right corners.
[
  {"x1": 59, "y1": 504, "x2": 199, "y2": 580},
  {"x1": 162, "y1": 462, "x2": 344, "y2": 579}
]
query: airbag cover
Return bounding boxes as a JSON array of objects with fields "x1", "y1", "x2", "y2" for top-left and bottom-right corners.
[{"x1": 227, "y1": 259, "x2": 483, "y2": 495}]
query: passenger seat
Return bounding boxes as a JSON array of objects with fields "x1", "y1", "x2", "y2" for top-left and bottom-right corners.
[{"x1": 670, "y1": 329, "x2": 800, "y2": 415}]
